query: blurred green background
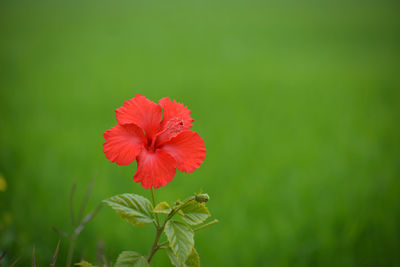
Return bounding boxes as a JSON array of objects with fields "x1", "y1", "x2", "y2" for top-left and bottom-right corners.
[{"x1": 1, "y1": 0, "x2": 399, "y2": 266}]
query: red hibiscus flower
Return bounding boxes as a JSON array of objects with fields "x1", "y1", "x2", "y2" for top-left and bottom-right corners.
[{"x1": 103, "y1": 94, "x2": 206, "y2": 189}]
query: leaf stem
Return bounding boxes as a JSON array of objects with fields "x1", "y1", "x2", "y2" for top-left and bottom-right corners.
[
  {"x1": 157, "y1": 241, "x2": 168, "y2": 248},
  {"x1": 194, "y1": 219, "x2": 219, "y2": 232}
]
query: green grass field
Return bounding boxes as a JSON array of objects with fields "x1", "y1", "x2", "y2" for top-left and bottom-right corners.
[{"x1": 1, "y1": 0, "x2": 399, "y2": 266}]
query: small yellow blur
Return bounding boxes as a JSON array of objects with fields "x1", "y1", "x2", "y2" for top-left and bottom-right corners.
[{"x1": 0, "y1": 174, "x2": 7, "y2": 192}]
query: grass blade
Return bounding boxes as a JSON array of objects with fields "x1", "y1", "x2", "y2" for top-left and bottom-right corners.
[
  {"x1": 32, "y1": 246, "x2": 36, "y2": 267},
  {"x1": 51, "y1": 226, "x2": 70, "y2": 238},
  {"x1": 9, "y1": 256, "x2": 20, "y2": 267},
  {"x1": 78, "y1": 178, "x2": 95, "y2": 222},
  {"x1": 50, "y1": 240, "x2": 60, "y2": 267},
  {"x1": 70, "y1": 183, "x2": 77, "y2": 225}
]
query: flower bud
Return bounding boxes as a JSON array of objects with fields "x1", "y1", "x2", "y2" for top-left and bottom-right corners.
[{"x1": 195, "y1": 193, "x2": 209, "y2": 203}]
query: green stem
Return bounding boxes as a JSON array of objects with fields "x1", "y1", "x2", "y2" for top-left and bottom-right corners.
[
  {"x1": 147, "y1": 228, "x2": 163, "y2": 263},
  {"x1": 147, "y1": 196, "x2": 195, "y2": 263},
  {"x1": 167, "y1": 197, "x2": 195, "y2": 220},
  {"x1": 151, "y1": 188, "x2": 160, "y2": 227}
]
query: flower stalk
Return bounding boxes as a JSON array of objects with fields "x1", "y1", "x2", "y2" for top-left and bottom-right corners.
[{"x1": 151, "y1": 188, "x2": 160, "y2": 227}]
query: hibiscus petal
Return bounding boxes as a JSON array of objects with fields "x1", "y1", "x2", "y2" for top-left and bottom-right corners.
[
  {"x1": 134, "y1": 149, "x2": 177, "y2": 189},
  {"x1": 103, "y1": 124, "x2": 146, "y2": 165},
  {"x1": 116, "y1": 94, "x2": 162, "y2": 139},
  {"x1": 159, "y1": 97, "x2": 193, "y2": 129},
  {"x1": 160, "y1": 130, "x2": 206, "y2": 173}
]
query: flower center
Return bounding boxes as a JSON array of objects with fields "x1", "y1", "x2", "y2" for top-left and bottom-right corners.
[
  {"x1": 148, "y1": 117, "x2": 184, "y2": 151},
  {"x1": 162, "y1": 117, "x2": 185, "y2": 136}
]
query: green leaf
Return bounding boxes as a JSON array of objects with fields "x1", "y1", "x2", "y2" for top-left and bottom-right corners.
[
  {"x1": 103, "y1": 194, "x2": 154, "y2": 226},
  {"x1": 115, "y1": 251, "x2": 149, "y2": 267},
  {"x1": 153, "y1": 201, "x2": 171, "y2": 214},
  {"x1": 180, "y1": 202, "x2": 210, "y2": 225},
  {"x1": 166, "y1": 249, "x2": 180, "y2": 267},
  {"x1": 167, "y1": 248, "x2": 200, "y2": 267},
  {"x1": 184, "y1": 248, "x2": 200, "y2": 267},
  {"x1": 75, "y1": 261, "x2": 95, "y2": 267},
  {"x1": 164, "y1": 220, "x2": 194, "y2": 263}
]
